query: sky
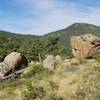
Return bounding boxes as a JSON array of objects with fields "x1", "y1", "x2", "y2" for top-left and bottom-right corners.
[{"x1": 0, "y1": 0, "x2": 100, "y2": 35}]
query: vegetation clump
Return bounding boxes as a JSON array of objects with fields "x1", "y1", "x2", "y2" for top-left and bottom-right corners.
[
  {"x1": 22, "y1": 64, "x2": 53, "y2": 79},
  {"x1": 73, "y1": 61, "x2": 100, "y2": 100},
  {"x1": 22, "y1": 83, "x2": 46, "y2": 100}
]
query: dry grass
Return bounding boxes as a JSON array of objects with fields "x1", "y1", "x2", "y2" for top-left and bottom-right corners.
[{"x1": 0, "y1": 60, "x2": 97, "y2": 100}]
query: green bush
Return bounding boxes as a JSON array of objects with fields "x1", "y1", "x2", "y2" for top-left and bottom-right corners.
[
  {"x1": 45, "y1": 93, "x2": 63, "y2": 100},
  {"x1": 22, "y1": 65, "x2": 53, "y2": 79},
  {"x1": 49, "y1": 81, "x2": 59, "y2": 91},
  {"x1": 74, "y1": 62, "x2": 100, "y2": 100},
  {"x1": 94, "y1": 53, "x2": 100, "y2": 62},
  {"x1": 22, "y1": 82, "x2": 63, "y2": 100},
  {"x1": 22, "y1": 83, "x2": 46, "y2": 100}
]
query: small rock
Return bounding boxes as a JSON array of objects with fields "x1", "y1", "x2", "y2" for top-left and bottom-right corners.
[
  {"x1": 43, "y1": 55, "x2": 55, "y2": 70},
  {"x1": 55, "y1": 55, "x2": 63, "y2": 65},
  {"x1": 35, "y1": 62, "x2": 41, "y2": 65},
  {"x1": 62, "y1": 59, "x2": 71, "y2": 67},
  {"x1": 71, "y1": 58, "x2": 80, "y2": 65}
]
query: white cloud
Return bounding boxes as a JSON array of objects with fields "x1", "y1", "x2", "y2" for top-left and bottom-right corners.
[{"x1": 1, "y1": 0, "x2": 100, "y2": 35}]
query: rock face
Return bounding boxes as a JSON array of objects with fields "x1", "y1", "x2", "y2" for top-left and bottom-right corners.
[
  {"x1": 43, "y1": 55, "x2": 55, "y2": 70},
  {"x1": 0, "y1": 52, "x2": 28, "y2": 77},
  {"x1": 71, "y1": 33, "x2": 100, "y2": 59}
]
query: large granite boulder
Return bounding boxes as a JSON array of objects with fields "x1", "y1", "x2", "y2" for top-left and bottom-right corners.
[
  {"x1": 0, "y1": 52, "x2": 28, "y2": 77},
  {"x1": 70, "y1": 33, "x2": 100, "y2": 59},
  {"x1": 43, "y1": 55, "x2": 55, "y2": 70}
]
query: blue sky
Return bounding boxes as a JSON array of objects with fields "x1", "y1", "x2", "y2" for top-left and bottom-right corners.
[{"x1": 0, "y1": 0, "x2": 100, "y2": 35}]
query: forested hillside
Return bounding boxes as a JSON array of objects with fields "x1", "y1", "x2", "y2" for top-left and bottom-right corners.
[
  {"x1": 0, "y1": 23, "x2": 100, "y2": 62},
  {"x1": 0, "y1": 31, "x2": 67, "y2": 62}
]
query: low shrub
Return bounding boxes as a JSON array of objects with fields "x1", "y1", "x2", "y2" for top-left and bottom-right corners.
[
  {"x1": 45, "y1": 93, "x2": 63, "y2": 100},
  {"x1": 73, "y1": 63, "x2": 100, "y2": 100},
  {"x1": 49, "y1": 80, "x2": 59, "y2": 91},
  {"x1": 94, "y1": 53, "x2": 100, "y2": 62},
  {"x1": 22, "y1": 64, "x2": 53, "y2": 79},
  {"x1": 22, "y1": 83, "x2": 46, "y2": 100}
]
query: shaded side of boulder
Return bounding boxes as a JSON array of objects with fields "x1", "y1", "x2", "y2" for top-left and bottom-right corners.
[
  {"x1": 43, "y1": 55, "x2": 55, "y2": 70},
  {"x1": 70, "y1": 33, "x2": 100, "y2": 59}
]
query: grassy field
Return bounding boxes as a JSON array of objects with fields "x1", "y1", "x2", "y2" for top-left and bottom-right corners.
[{"x1": 0, "y1": 58, "x2": 99, "y2": 100}]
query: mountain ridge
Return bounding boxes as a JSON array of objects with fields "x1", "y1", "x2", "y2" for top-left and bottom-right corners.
[
  {"x1": 1, "y1": 23, "x2": 100, "y2": 48},
  {"x1": 1, "y1": 23, "x2": 100, "y2": 36}
]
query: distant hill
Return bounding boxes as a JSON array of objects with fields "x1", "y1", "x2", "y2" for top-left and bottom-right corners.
[
  {"x1": 0, "y1": 30, "x2": 40, "y2": 38},
  {"x1": 45, "y1": 23, "x2": 100, "y2": 47},
  {"x1": 1, "y1": 23, "x2": 100, "y2": 46}
]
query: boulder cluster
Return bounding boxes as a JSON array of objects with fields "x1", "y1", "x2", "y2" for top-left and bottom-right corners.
[{"x1": 43, "y1": 55, "x2": 80, "y2": 70}]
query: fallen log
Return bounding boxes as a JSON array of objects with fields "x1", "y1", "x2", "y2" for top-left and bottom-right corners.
[{"x1": 0, "y1": 68, "x2": 25, "y2": 82}]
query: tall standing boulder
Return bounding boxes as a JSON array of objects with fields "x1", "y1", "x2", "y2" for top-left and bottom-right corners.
[
  {"x1": 43, "y1": 55, "x2": 55, "y2": 70},
  {"x1": 70, "y1": 33, "x2": 100, "y2": 59}
]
